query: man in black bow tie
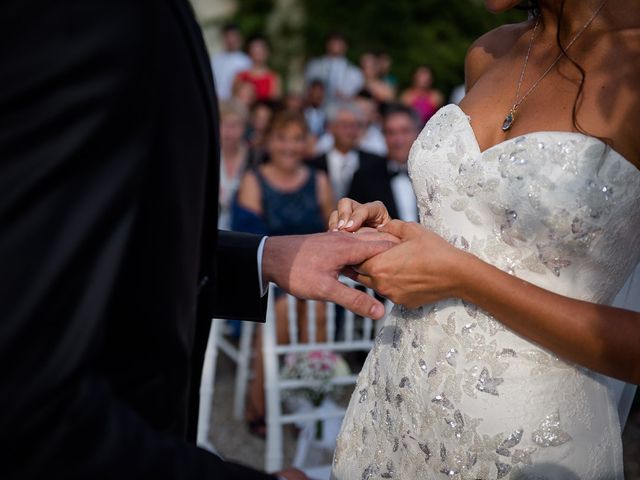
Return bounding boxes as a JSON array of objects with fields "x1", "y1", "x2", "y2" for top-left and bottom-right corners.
[{"x1": 339, "y1": 104, "x2": 421, "y2": 222}]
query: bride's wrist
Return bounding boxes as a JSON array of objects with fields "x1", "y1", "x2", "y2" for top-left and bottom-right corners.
[{"x1": 447, "y1": 250, "x2": 480, "y2": 302}]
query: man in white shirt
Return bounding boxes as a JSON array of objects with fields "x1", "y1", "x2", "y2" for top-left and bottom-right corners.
[
  {"x1": 317, "y1": 103, "x2": 421, "y2": 221},
  {"x1": 308, "y1": 102, "x2": 393, "y2": 209},
  {"x1": 303, "y1": 79, "x2": 327, "y2": 137},
  {"x1": 211, "y1": 23, "x2": 252, "y2": 101},
  {"x1": 354, "y1": 89, "x2": 387, "y2": 157},
  {"x1": 304, "y1": 33, "x2": 363, "y2": 104},
  {"x1": 313, "y1": 91, "x2": 386, "y2": 157}
]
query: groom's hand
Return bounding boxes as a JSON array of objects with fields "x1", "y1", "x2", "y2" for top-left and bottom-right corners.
[{"x1": 262, "y1": 231, "x2": 396, "y2": 319}]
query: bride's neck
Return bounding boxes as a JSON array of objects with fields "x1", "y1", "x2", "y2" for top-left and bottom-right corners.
[
  {"x1": 539, "y1": 0, "x2": 624, "y2": 41},
  {"x1": 536, "y1": 0, "x2": 632, "y2": 40}
]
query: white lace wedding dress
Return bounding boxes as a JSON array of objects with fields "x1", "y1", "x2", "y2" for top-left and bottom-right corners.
[{"x1": 331, "y1": 104, "x2": 640, "y2": 480}]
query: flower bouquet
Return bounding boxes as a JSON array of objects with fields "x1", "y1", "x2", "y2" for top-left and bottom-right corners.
[
  {"x1": 281, "y1": 350, "x2": 350, "y2": 406},
  {"x1": 281, "y1": 350, "x2": 351, "y2": 449}
]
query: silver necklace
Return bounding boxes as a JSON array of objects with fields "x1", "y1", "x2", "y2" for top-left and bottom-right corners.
[{"x1": 502, "y1": 0, "x2": 609, "y2": 132}]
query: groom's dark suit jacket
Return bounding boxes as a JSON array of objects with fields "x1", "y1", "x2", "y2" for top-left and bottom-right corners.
[{"x1": 1, "y1": 0, "x2": 272, "y2": 478}]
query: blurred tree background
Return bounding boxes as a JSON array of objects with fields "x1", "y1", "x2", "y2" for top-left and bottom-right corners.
[{"x1": 228, "y1": 0, "x2": 527, "y2": 97}]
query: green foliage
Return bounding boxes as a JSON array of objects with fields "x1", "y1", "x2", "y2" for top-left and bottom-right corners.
[
  {"x1": 301, "y1": 0, "x2": 527, "y2": 96},
  {"x1": 231, "y1": 0, "x2": 275, "y2": 39},
  {"x1": 231, "y1": 0, "x2": 528, "y2": 97}
]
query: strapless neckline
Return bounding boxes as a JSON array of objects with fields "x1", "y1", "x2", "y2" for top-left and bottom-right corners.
[{"x1": 443, "y1": 103, "x2": 640, "y2": 175}]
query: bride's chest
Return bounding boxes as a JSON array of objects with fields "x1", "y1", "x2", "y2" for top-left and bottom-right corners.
[{"x1": 408, "y1": 107, "x2": 640, "y2": 279}]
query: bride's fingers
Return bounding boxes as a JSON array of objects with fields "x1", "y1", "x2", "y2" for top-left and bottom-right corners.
[
  {"x1": 352, "y1": 272, "x2": 374, "y2": 290},
  {"x1": 343, "y1": 201, "x2": 392, "y2": 232},
  {"x1": 335, "y1": 198, "x2": 360, "y2": 230},
  {"x1": 328, "y1": 210, "x2": 340, "y2": 231},
  {"x1": 341, "y1": 265, "x2": 374, "y2": 290}
]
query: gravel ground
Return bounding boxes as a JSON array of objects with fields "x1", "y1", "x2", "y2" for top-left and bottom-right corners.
[
  {"x1": 207, "y1": 355, "x2": 640, "y2": 478},
  {"x1": 209, "y1": 355, "x2": 331, "y2": 474}
]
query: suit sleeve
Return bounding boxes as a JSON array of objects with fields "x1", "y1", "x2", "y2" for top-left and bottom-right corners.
[
  {"x1": 208, "y1": 231, "x2": 268, "y2": 322},
  {"x1": 0, "y1": 1, "x2": 272, "y2": 478}
]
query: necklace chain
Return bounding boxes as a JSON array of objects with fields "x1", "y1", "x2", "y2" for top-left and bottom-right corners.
[{"x1": 502, "y1": 0, "x2": 610, "y2": 131}]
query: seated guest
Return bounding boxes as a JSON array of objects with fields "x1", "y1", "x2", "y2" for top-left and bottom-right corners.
[
  {"x1": 400, "y1": 65, "x2": 444, "y2": 125},
  {"x1": 218, "y1": 101, "x2": 250, "y2": 230},
  {"x1": 283, "y1": 91, "x2": 304, "y2": 114},
  {"x1": 303, "y1": 79, "x2": 327, "y2": 138},
  {"x1": 234, "y1": 111, "x2": 333, "y2": 234},
  {"x1": 232, "y1": 112, "x2": 334, "y2": 437},
  {"x1": 308, "y1": 102, "x2": 395, "y2": 215},
  {"x1": 354, "y1": 89, "x2": 387, "y2": 157},
  {"x1": 246, "y1": 99, "x2": 277, "y2": 167},
  {"x1": 234, "y1": 35, "x2": 281, "y2": 101},
  {"x1": 337, "y1": 104, "x2": 422, "y2": 222},
  {"x1": 314, "y1": 94, "x2": 386, "y2": 157},
  {"x1": 230, "y1": 77, "x2": 257, "y2": 111},
  {"x1": 381, "y1": 104, "x2": 420, "y2": 221}
]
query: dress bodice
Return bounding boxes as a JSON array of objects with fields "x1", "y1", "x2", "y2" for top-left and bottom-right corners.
[{"x1": 408, "y1": 104, "x2": 640, "y2": 304}]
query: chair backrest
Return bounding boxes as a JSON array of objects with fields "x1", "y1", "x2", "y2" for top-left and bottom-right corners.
[{"x1": 262, "y1": 277, "x2": 391, "y2": 473}]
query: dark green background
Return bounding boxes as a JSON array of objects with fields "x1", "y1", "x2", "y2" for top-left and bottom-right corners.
[{"x1": 230, "y1": 0, "x2": 528, "y2": 97}]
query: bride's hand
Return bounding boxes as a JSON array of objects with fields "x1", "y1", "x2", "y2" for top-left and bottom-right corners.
[
  {"x1": 328, "y1": 198, "x2": 392, "y2": 232},
  {"x1": 352, "y1": 220, "x2": 469, "y2": 309}
]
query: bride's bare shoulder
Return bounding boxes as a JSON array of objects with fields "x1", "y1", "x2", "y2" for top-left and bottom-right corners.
[{"x1": 465, "y1": 22, "x2": 531, "y2": 92}]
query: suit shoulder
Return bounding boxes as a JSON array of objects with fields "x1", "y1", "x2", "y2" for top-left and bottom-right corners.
[
  {"x1": 466, "y1": 22, "x2": 530, "y2": 91},
  {"x1": 358, "y1": 150, "x2": 387, "y2": 165}
]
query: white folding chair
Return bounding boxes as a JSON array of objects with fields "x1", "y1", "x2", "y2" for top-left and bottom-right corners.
[
  {"x1": 197, "y1": 317, "x2": 255, "y2": 452},
  {"x1": 262, "y1": 279, "x2": 390, "y2": 475}
]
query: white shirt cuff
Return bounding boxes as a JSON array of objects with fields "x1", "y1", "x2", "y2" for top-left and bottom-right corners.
[{"x1": 257, "y1": 236, "x2": 269, "y2": 297}]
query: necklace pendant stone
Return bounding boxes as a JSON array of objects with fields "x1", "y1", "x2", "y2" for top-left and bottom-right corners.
[{"x1": 502, "y1": 112, "x2": 515, "y2": 131}]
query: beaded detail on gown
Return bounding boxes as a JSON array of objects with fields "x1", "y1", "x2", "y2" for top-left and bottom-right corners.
[{"x1": 331, "y1": 104, "x2": 640, "y2": 480}]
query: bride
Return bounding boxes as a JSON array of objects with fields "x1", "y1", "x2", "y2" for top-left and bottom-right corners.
[{"x1": 329, "y1": 0, "x2": 640, "y2": 478}]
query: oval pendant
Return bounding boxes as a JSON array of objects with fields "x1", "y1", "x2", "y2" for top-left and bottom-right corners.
[{"x1": 502, "y1": 112, "x2": 515, "y2": 131}]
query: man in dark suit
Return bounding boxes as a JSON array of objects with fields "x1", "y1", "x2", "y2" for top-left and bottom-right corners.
[
  {"x1": 379, "y1": 104, "x2": 420, "y2": 222},
  {"x1": 347, "y1": 104, "x2": 420, "y2": 222},
  {"x1": 307, "y1": 102, "x2": 400, "y2": 219},
  {"x1": 0, "y1": 1, "x2": 392, "y2": 479}
]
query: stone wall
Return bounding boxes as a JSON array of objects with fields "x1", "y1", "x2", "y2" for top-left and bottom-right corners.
[{"x1": 189, "y1": 0, "x2": 236, "y2": 55}]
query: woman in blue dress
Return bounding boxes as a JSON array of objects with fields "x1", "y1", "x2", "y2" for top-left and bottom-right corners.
[{"x1": 233, "y1": 111, "x2": 335, "y2": 436}]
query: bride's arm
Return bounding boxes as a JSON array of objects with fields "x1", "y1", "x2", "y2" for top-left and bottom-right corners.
[{"x1": 351, "y1": 219, "x2": 640, "y2": 385}]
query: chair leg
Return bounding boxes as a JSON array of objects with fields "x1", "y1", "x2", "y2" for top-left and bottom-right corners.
[
  {"x1": 265, "y1": 415, "x2": 284, "y2": 473},
  {"x1": 293, "y1": 422, "x2": 314, "y2": 468},
  {"x1": 233, "y1": 321, "x2": 254, "y2": 421},
  {"x1": 197, "y1": 318, "x2": 220, "y2": 451},
  {"x1": 263, "y1": 293, "x2": 285, "y2": 472}
]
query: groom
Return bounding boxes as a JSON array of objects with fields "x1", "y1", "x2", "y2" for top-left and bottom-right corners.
[{"x1": 0, "y1": 1, "x2": 392, "y2": 479}]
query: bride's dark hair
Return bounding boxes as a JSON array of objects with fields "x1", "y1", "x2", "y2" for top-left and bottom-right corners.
[{"x1": 518, "y1": 0, "x2": 603, "y2": 142}]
